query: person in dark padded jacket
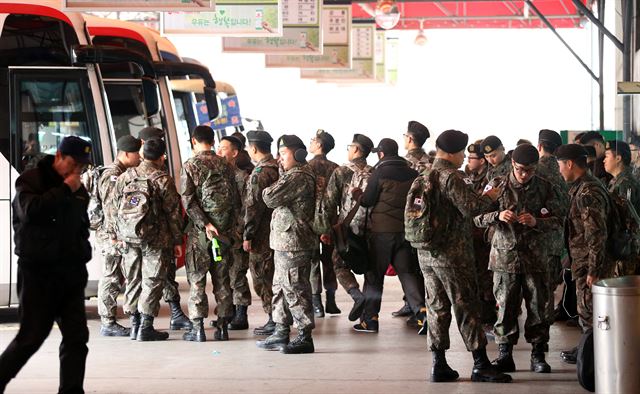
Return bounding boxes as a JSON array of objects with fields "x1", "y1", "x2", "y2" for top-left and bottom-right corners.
[
  {"x1": 0, "y1": 136, "x2": 93, "y2": 394},
  {"x1": 352, "y1": 138, "x2": 426, "y2": 333}
]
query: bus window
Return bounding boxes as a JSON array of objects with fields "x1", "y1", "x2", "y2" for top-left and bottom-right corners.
[
  {"x1": 172, "y1": 92, "x2": 196, "y2": 162},
  {"x1": 11, "y1": 70, "x2": 101, "y2": 172}
]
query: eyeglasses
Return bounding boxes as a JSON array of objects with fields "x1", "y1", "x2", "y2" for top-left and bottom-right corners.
[
  {"x1": 347, "y1": 144, "x2": 356, "y2": 151},
  {"x1": 513, "y1": 164, "x2": 536, "y2": 175}
]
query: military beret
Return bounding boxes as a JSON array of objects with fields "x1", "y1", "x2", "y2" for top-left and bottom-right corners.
[
  {"x1": 481, "y1": 135, "x2": 503, "y2": 154},
  {"x1": 511, "y1": 144, "x2": 539, "y2": 165},
  {"x1": 583, "y1": 145, "x2": 597, "y2": 158},
  {"x1": 353, "y1": 134, "x2": 374, "y2": 152},
  {"x1": 221, "y1": 135, "x2": 243, "y2": 151},
  {"x1": 606, "y1": 140, "x2": 631, "y2": 161},
  {"x1": 116, "y1": 135, "x2": 142, "y2": 153},
  {"x1": 232, "y1": 131, "x2": 247, "y2": 149},
  {"x1": 538, "y1": 129, "x2": 562, "y2": 149},
  {"x1": 143, "y1": 138, "x2": 166, "y2": 161},
  {"x1": 436, "y1": 129, "x2": 469, "y2": 154},
  {"x1": 59, "y1": 136, "x2": 92, "y2": 164},
  {"x1": 315, "y1": 129, "x2": 335, "y2": 153},
  {"x1": 579, "y1": 131, "x2": 604, "y2": 145},
  {"x1": 246, "y1": 130, "x2": 273, "y2": 144},
  {"x1": 467, "y1": 143, "x2": 484, "y2": 158},
  {"x1": 371, "y1": 138, "x2": 399, "y2": 156},
  {"x1": 138, "y1": 126, "x2": 165, "y2": 141},
  {"x1": 517, "y1": 139, "x2": 532, "y2": 146},
  {"x1": 556, "y1": 144, "x2": 588, "y2": 161},
  {"x1": 407, "y1": 121, "x2": 429, "y2": 139},
  {"x1": 277, "y1": 134, "x2": 307, "y2": 163}
]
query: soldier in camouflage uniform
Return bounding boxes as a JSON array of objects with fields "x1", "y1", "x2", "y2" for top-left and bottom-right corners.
[
  {"x1": 179, "y1": 125, "x2": 237, "y2": 342},
  {"x1": 110, "y1": 138, "x2": 184, "y2": 341},
  {"x1": 308, "y1": 129, "x2": 340, "y2": 318},
  {"x1": 410, "y1": 129, "x2": 511, "y2": 383},
  {"x1": 257, "y1": 135, "x2": 317, "y2": 354},
  {"x1": 95, "y1": 136, "x2": 141, "y2": 337},
  {"x1": 316, "y1": 134, "x2": 374, "y2": 322},
  {"x1": 482, "y1": 136, "x2": 512, "y2": 183},
  {"x1": 475, "y1": 144, "x2": 566, "y2": 374},
  {"x1": 556, "y1": 144, "x2": 613, "y2": 364},
  {"x1": 217, "y1": 135, "x2": 252, "y2": 330},
  {"x1": 138, "y1": 126, "x2": 191, "y2": 331},
  {"x1": 536, "y1": 130, "x2": 570, "y2": 324},
  {"x1": 580, "y1": 131, "x2": 613, "y2": 184},
  {"x1": 244, "y1": 130, "x2": 280, "y2": 336},
  {"x1": 604, "y1": 140, "x2": 640, "y2": 275}
]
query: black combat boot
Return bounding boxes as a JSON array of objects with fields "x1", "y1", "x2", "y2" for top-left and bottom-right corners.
[
  {"x1": 169, "y1": 301, "x2": 192, "y2": 330},
  {"x1": 214, "y1": 318, "x2": 229, "y2": 341},
  {"x1": 228, "y1": 305, "x2": 249, "y2": 330},
  {"x1": 312, "y1": 294, "x2": 325, "y2": 318},
  {"x1": 348, "y1": 288, "x2": 365, "y2": 322},
  {"x1": 325, "y1": 290, "x2": 341, "y2": 314},
  {"x1": 183, "y1": 319, "x2": 206, "y2": 342},
  {"x1": 430, "y1": 350, "x2": 459, "y2": 382},
  {"x1": 392, "y1": 300, "x2": 412, "y2": 317},
  {"x1": 491, "y1": 343, "x2": 516, "y2": 372},
  {"x1": 531, "y1": 343, "x2": 551, "y2": 373},
  {"x1": 281, "y1": 328, "x2": 315, "y2": 354},
  {"x1": 137, "y1": 314, "x2": 169, "y2": 341},
  {"x1": 256, "y1": 324, "x2": 290, "y2": 350},
  {"x1": 471, "y1": 348, "x2": 513, "y2": 383},
  {"x1": 129, "y1": 312, "x2": 141, "y2": 340},
  {"x1": 560, "y1": 346, "x2": 577, "y2": 364},
  {"x1": 254, "y1": 314, "x2": 276, "y2": 336},
  {"x1": 100, "y1": 321, "x2": 131, "y2": 337}
]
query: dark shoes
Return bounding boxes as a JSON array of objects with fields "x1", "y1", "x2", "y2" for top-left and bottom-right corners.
[
  {"x1": 100, "y1": 321, "x2": 131, "y2": 337},
  {"x1": 183, "y1": 319, "x2": 206, "y2": 342},
  {"x1": 254, "y1": 314, "x2": 276, "y2": 336},
  {"x1": 168, "y1": 301, "x2": 192, "y2": 330},
  {"x1": 392, "y1": 301, "x2": 412, "y2": 317},
  {"x1": 347, "y1": 288, "x2": 365, "y2": 322},
  {"x1": 137, "y1": 314, "x2": 169, "y2": 342},
  {"x1": 129, "y1": 312, "x2": 141, "y2": 340},
  {"x1": 471, "y1": 348, "x2": 513, "y2": 383},
  {"x1": 491, "y1": 343, "x2": 516, "y2": 373},
  {"x1": 256, "y1": 324, "x2": 290, "y2": 350},
  {"x1": 353, "y1": 317, "x2": 379, "y2": 333},
  {"x1": 531, "y1": 343, "x2": 551, "y2": 373},
  {"x1": 214, "y1": 318, "x2": 229, "y2": 341},
  {"x1": 560, "y1": 347, "x2": 578, "y2": 364},
  {"x1": 325, "y1": 290, "x2": 341, "y2": 315},
  {"x1": 430, "y1": 350, "x2": 459, "y2": 382},
  {"x1": 281, "y1": 329, "x2": 315, "y2": 354},
  {"x1": 312, "y1": 294, "x2": 325, "y2": 318},
  {"x1": 228, "y1": 305, "x2": 249, "y2": 330}
]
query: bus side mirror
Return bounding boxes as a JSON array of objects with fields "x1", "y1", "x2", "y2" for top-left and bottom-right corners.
[{"x1": 203, "y1": 86, "x2": 219, "y2": 120}]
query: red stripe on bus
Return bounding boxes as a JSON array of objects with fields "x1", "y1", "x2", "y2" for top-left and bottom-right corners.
[
  {"x1": 87, "y1": 27, "x2": 147, "y2": 46},
  {"x1": 0, "y1": 3, "x2": 73, "y2": 26}
]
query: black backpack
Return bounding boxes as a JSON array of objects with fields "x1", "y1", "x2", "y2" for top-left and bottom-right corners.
[
  {"x1": 576, "y1": 328, "x2": 595, "y2": 392},
  {"x1": 607, "y1": 189, "x2": 640, "y2": 260}
]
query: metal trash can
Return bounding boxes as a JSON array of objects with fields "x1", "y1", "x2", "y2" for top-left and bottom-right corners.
[{"x1": 592, "y1": 275, "x2": 640, "y2": 394}]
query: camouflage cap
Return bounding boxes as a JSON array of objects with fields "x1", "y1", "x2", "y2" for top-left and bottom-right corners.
[
  {"x1": 555, "y1": 144, "x2": 588, "y2": 161},
  {"x1": 315, "y1": 129, "x2": 335, "y2": 152},
  {"x1": 246, "y1": 130, "x2": 273, "y2": 144},
  {"x1": 481, "y1": 135, "x2": 503, "y2": 154},
  {"x1": 511, "y1": 144, "x2": 539, "y2": 165},
  {"x1": 139, "y1": 126, "x2": 165, "y2": 141}
]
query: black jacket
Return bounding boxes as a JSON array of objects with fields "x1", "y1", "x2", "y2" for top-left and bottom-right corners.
[
  {"x1": 12, "y1": 155, "x2": 92, "y2": 270},
  {"x1": 361, "y1": 155, "x2": 418, "y2": 233}
]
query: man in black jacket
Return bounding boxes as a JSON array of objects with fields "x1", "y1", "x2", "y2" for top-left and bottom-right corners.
[
  {"x1": 0, "y1": 136, "x2": 92, "y2": 393},
  {"x1": 353, "y1": 138, "x2": 426, "y2": 333}
]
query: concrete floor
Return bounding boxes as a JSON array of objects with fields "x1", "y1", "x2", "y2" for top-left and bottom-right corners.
[{"x1": 0, "y1": 275, "x2": 586, "y2": 394}]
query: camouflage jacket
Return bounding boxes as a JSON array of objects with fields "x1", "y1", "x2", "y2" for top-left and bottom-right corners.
[
  {"x1": 487, "y1": 156, "x2": 512, "y2": 183},
  {"x1": 592, "y1": 157, "x2": 613, "y2": 185},
  {"x1": 112, "y1": 160, "x2": 184, "y2": 247},
  {"x1": 243, "y1": 155, "x2": 279, "y2": 249},
  {"x1": 181, "y1": 150, "x2": 236, "y2": 234},
  {"x1": 316, "y1": 157, "x2": 371, "y2": 234},
  {"x1": 608, "y1": 167, "x2": 640, "y2": 214},
  {"x1": 263, "y1": 163, "x2": 317, "y2": 252},
  {"x1": 566, "y1": 173, "x2": 611, "y2": 277},
  {"x1": 309, "y1": 154, "x2": 339, "y2": 196},
  {"x1": 231, "y1": 166, "x2": 249, "y2": 240},
  {"x1": 632, "y1": 163, "x2": 640, "y2": 180},
  {"x1": 535, "y1": 155, "x2": 570, "y2": 256},
  {"x1": 464, "y1": 162, "x2": 489, "y2": 195},
  {"x1": 97, "y1": 160, "x2": 126, "y2": 242},
  {"x1": 419, "y1": 158, "x2": 494, "y2": 268},
  {"x1": 474, "y1": 173, "x2": 567, "y2": 273},
  {"x1": 405, "y1": 148, "x2": 431, "y2": 174}
]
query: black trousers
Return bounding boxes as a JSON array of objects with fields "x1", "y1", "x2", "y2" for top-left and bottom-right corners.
[
  {"x1": 0, "y1": 265, "x2": 89, "y2": 394},
  {"x1": 363, "y1": 232, "x2": 425, "y2": 320}
]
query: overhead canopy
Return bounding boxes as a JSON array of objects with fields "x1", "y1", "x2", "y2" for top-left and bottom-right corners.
[{"x1": 352, "y1": 0, "x2": 587, "y2": 29}]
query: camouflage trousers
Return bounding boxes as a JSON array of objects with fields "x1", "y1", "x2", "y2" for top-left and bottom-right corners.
[
  {"x1": 493, "y1": 271, "x2": 550, "y2": 345},
  {"x1": 162, "y1": 248, "x2": 180, "y2": 303},
  {"x1": 97, "y1": 252, "x2": 124, "y2": 324},
  {"x1": 229, "y1": 242, "x2": 252, "y2": 307},
  {"x1": 121, "y1": 243, "x2": 167, "y2": 317},
  {"x1": 544, "y1": 255, "x2": 563, "y2": 325},
  {"x1": 184, "y1": 232, "x2": 233, "y2": 320},
  {"x1": 249, "y1": 248, "x2": 275, "y2": 314},
  {"x1": 472, "y1": 229, "x2": 496, "y2": 324},
  {"x1": 332, "y1": 249, "x2": 359, "y2": 292},
  {"x1": 310, "y1": 243, "x2": 338, "y2": 294},
  {"x1": 575, "y1": 271, "x2": 593, "y2": 331},
  {"x1": 418, "y1": 250, "x2": 486, "y2": 351},
  {"x1": 272, "y1": 250, "x2": 315, "y2": 331}
]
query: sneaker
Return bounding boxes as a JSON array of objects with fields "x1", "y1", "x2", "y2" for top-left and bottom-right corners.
[{"x1": 353, "y1": 318, "x2": 379, "y2": 333}]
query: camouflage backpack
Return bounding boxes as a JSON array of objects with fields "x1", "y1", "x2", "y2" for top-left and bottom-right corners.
[
  {"x1": 606, "y1": 188, "x2": 640, "y2": 260},
  {"x1": 116, "y1": 168, "x2": 164, "y2": 243},
  {"x1": 82, "y1": 165, "x2": 107, "y2": 231},
  {"x1": 404, "y1": 169, "x2": 448, "y2": 249},
  {"x1": 197, "y1": 159, "x2": 236, "y2": 232},
  {"x1": 341, "y1": 163, "x2": 372, "y2": 235}
]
